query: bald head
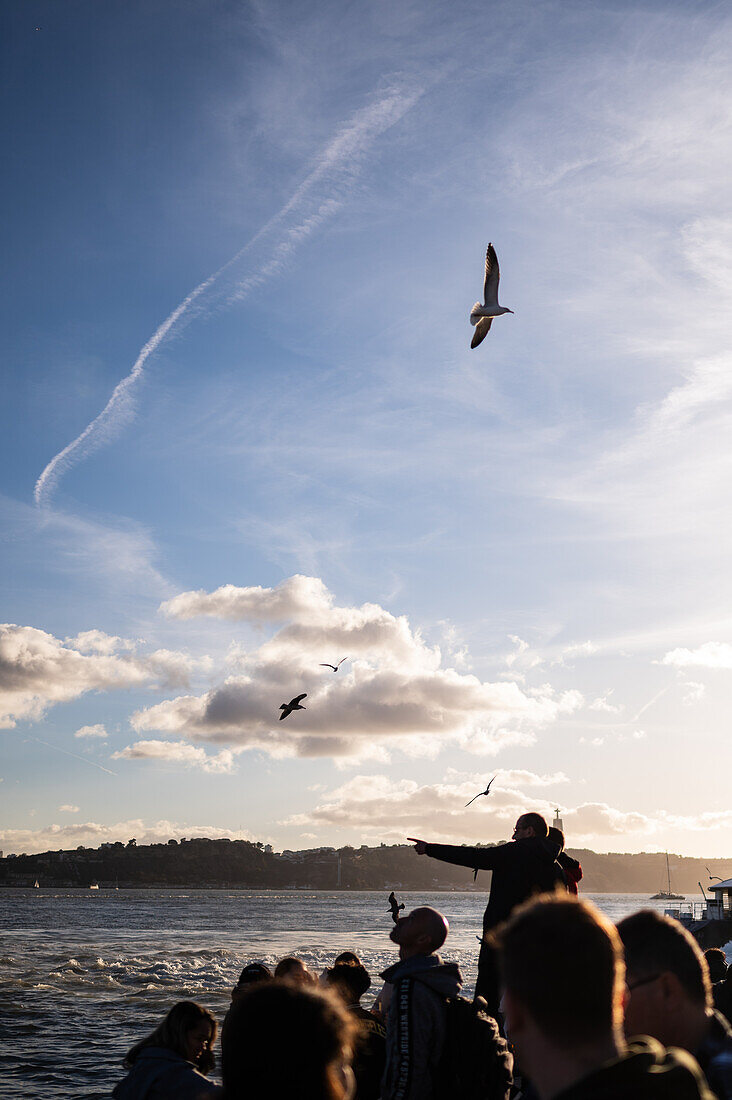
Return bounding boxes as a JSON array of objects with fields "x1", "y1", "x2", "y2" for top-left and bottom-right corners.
[{"x1": 390, "y1": 906, "x2": 449, "y2": 960}]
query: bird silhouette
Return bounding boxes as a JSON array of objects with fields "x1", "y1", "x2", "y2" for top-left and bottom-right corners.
[
  {"x1": 320, "y1": 658, "x2": 347, "y2": 672},
  {"x1": 470, "y1": 244, "x2": 513, "y2": 349},
  {"x1": 706, "y1": 866, "x2": 723, "y2": 882},
  {"x1": 388, "y1": 891, "x2": 405, "y2": 923},
  {"x1": 279, "y1": 693, "x2": 307, "y2": 720},
  {"x1": 465, "y1": 775, "x2": 497, "y2": 807}
]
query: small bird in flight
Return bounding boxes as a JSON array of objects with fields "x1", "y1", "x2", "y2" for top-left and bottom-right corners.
[
  {"x1": 279, "y1": 693, "x2": 307, "y2": 720},
  {"x1": 706, "y1": 866, "x2": 723, "y2": 883},
  {"x1": 465, "y1": 775, "x2": 497, "y2": 807},
  {"x1": 470, "y1": 243, "x2": 513, "y2": 349},
  {"x1": 320, "y1": 658, "x2": 347, "y2": 672},
  {"x1": 388, "y1": 891, "x2": 405, "y2": 923}
]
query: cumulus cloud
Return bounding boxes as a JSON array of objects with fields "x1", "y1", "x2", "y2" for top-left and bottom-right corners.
[
  {"x1": 58, "y1": 804, "x2": 79, "y2": 813},
  {"x1": 662, "y1": 642, "x2": 732, "y2": 669},
  {"x1": 285, "y1": 772, "x2": 730, "y2": 849},
  {"x1": 74, "y1": 724, "x2": 108, "y2": 739},
  {"x1": 135, "y1": 577, "x2": 584, "y2": 763},
  {"x1": 65, "y1": 630, "x2": 135, "y2": 655},
  {"x1": 160, "y1": 575, "x2": 333, "y2": 624},
  {"x1": 112, "y1": 740, "x2": 236, "y2": 774},
  {"x1": 0, "y1": 819, "x2": 255, "y2": 856},
  {"x1": 0, "y1": 623, "x2": 211, "y2": 728}
]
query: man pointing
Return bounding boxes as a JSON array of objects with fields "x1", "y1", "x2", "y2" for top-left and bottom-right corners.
[{"x1": 410, "y1": 812, "x2": 565, "y2": 1014}]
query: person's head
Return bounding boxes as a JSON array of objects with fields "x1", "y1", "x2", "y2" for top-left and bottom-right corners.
[
  {"x1": 547, "y1": 826, "x2": 565, "y2": 852},
  {"x1": 496, "y1": 895, "x2": 625, "y2": 1072},
  {"x1": 124, "y1": 1001, "x2": 217, "y2": 1073},
  {"x1": 324, "y1": 961, "x2": 372, "y2": 1005},
  {"x1": 334, "y1": 951, "x2": 361, "y2": 966},
  {"x1": 231, "y1": 961, "x2": 273, "y2": 1002},
  {"x1": 222, "y1": 981, "x2": 356, "y2": 1100},
  {"x1": 512, "y1": 813, "x2": 548, "y2": 841},
  {"x1": 704, "y1": 948, "x2": 728, "y2": 984},
  {"x1": 617, "y1": 910, "x2": 711, "y2": 1049},
  {"x1": 275, "y1": 955, "x2": 315, "y2": 985},
  {"x1": 389, "y1": 906, "x2": 448, "y2": 960}
]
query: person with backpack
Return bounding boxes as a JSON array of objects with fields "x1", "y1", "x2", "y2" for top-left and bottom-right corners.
[{"x1": 380, "y1": 905, "x2": 512, "y2": 1100}]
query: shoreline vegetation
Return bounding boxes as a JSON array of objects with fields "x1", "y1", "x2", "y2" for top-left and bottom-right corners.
[{"x1": 2, "y1": 838, "x2": 730, "y2": 893}]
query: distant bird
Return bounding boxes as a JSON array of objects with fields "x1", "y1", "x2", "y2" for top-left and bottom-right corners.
[
  {"x1": 470, "y1": 243, "x2": 513, "y2": 349},
  {"x1": 388, "y1": 891, "x2": 405, "y2": 923},
  {"x1": 465, "y1": 775, "x2": 497, "y2": 807},
  {"x1": 279, "y1": 693, "x2": 307, "y2": 720},
  {"x1": 320, "y1": 658, "x2": 347, "y2": 672},
  {"x1": 706, "y1": 866, "x2": 723, "y2": 882}
]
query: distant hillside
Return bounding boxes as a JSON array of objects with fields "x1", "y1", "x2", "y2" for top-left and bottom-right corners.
[{"x1": 2, "y1": 837, "x2": 730, "y2": 893}]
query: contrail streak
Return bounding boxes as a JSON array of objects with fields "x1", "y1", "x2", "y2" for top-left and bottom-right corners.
[
  {"x1": 632, "y1": 684, "x2": 671, "y2": 723},
  {"x1": 34, "y1": 81, "x2": 423, "y2": 506},
  {"x1": 26, "y1": 735, "x2": 117, "y2": 776}
]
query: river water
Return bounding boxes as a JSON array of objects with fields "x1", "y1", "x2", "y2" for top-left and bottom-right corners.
[{"x1": 0, "y1": 888, "x2": 711, "y2": 1099}]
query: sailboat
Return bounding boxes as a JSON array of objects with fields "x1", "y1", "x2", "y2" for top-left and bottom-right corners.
[
  {"x1": 33, "y1": 879, "x2": 39, "y2": 888},
  {"x1": 650, "y1": 852, "x2": 685, "y2": 901}
]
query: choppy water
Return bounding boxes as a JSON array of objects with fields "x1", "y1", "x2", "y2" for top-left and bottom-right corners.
[{"x1": 0, "y1": 888, "x2": 710, "y2": 1099}]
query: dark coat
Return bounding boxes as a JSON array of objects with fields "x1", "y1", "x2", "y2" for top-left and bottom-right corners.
[
  {"x1": 551, "y1": 1037, "x2": 716, "y2": 1100},
  {"x1": 112, "y1": 1047, "x2": 222, "y2": 1100},
  {"x1": 424, "y1": 837, "x2": 565, "y2": 933}
]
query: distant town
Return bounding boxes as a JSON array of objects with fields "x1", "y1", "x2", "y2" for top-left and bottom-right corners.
[{"x1": 1, "y1": 838, "x2": 730, "y2": 893}]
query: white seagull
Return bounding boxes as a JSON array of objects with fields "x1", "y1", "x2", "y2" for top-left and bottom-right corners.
[{"x1": 470, "y1": 243, "x2": 513, "y2": 349}]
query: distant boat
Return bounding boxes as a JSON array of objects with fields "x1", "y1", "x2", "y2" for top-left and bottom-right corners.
[
  {"x1": 650, "y1": 853, "x2": 684, "y2": 901},
  {"x1": 89, "y1": 882, "x2": 99, "y2": 890},
  {"x1": 33, "y1": 880, "x2": 39, "y2": 888}
]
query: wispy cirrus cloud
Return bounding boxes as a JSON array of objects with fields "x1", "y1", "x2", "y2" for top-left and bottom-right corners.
[{"x1": 33, "y1": 80, "x2": 425, "y2": 506}]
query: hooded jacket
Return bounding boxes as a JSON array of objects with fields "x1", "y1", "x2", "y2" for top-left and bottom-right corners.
[
  {"x1": 112, "y1": 1047, "x2": 223, "y2": 1100},
  {"x1": 380, "y1": 953, "x2": 462, "y2": 1100},
  {"x1": 550, "y1": 1037, "x2": 716, "y2": 1100},
  {"x1": 424, "y1": 837, "x2": 564, "y2": 933}
]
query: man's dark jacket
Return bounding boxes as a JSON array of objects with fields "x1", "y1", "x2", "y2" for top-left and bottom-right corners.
[
  {"x1": 551, "y1": 1037, "x2": 716, "y2": 1100},
  {"x1": 424, "y1": 836, "x2": 564, "y2": 934}
]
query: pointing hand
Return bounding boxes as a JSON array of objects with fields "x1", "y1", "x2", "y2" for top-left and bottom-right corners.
[{"x1": 407, "y1": 837, "x2": 427, "y2": 855}]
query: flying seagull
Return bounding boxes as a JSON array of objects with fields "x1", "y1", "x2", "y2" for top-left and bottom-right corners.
[
  {"x1": 470, "y1": 243, "x2": 513, "y2": 349},
  {"x1": 279, "y1": 693, "x2": 307, "y2": 720},
  {"x1": 465, "y1": 775, "x2": 497, "y2": 807},
  {"x1": 388, "y1": 891, "x2": 405, "y2": 923},
  {"x1": 320, "y1": 658, "x2": 347, "y2": 672},
  {"x1": 706, "y1": 866, "x2": 723, "y2": 883}
]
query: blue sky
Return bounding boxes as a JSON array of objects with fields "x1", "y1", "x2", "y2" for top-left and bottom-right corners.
[{"x1": 3, "y1": 0, "x2": 732, "y2": 858}]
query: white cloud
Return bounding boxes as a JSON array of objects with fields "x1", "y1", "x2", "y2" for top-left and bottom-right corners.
[
  {"x1": 74, "y1": 724, "x2": 108, "y2": 740},
  {"x1": 662, "y1": 643, "x2": 732, "y2": 670},
  {"x1": 58, "y1": 804, "x2": 79, "y2": 813},
  {"x1": 682, "y1": 681, "x2": 705, "y2": 704},
  {"x1": 589, "y1": 693, "x2": 623, "y2": 714},
  {"x1": 65, "y1": 630, "x2": 135, "y2": 655},
  {"x1": 139, "y1": 577, "x2": 583, "y2": 763},
  {"x1": 0, "y1": 819, "x2": 255, "y2": 856},
  {"x1": 0, "y1": 623, "x2": 211, "y2": 729},
  {"x1": 161, "y1": 574, "x2": 333, "y2": 624},
  {"x1": 285, "y1": 772, "x2": 731, "y2": 850},
  {"x1": 112, "y1": 740, "x2": 236, "y2": 774}
]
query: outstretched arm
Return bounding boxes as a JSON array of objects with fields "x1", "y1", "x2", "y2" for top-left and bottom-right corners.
[{"x1": 409, "y1": 838, "x2": 512, "y2": 871}]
